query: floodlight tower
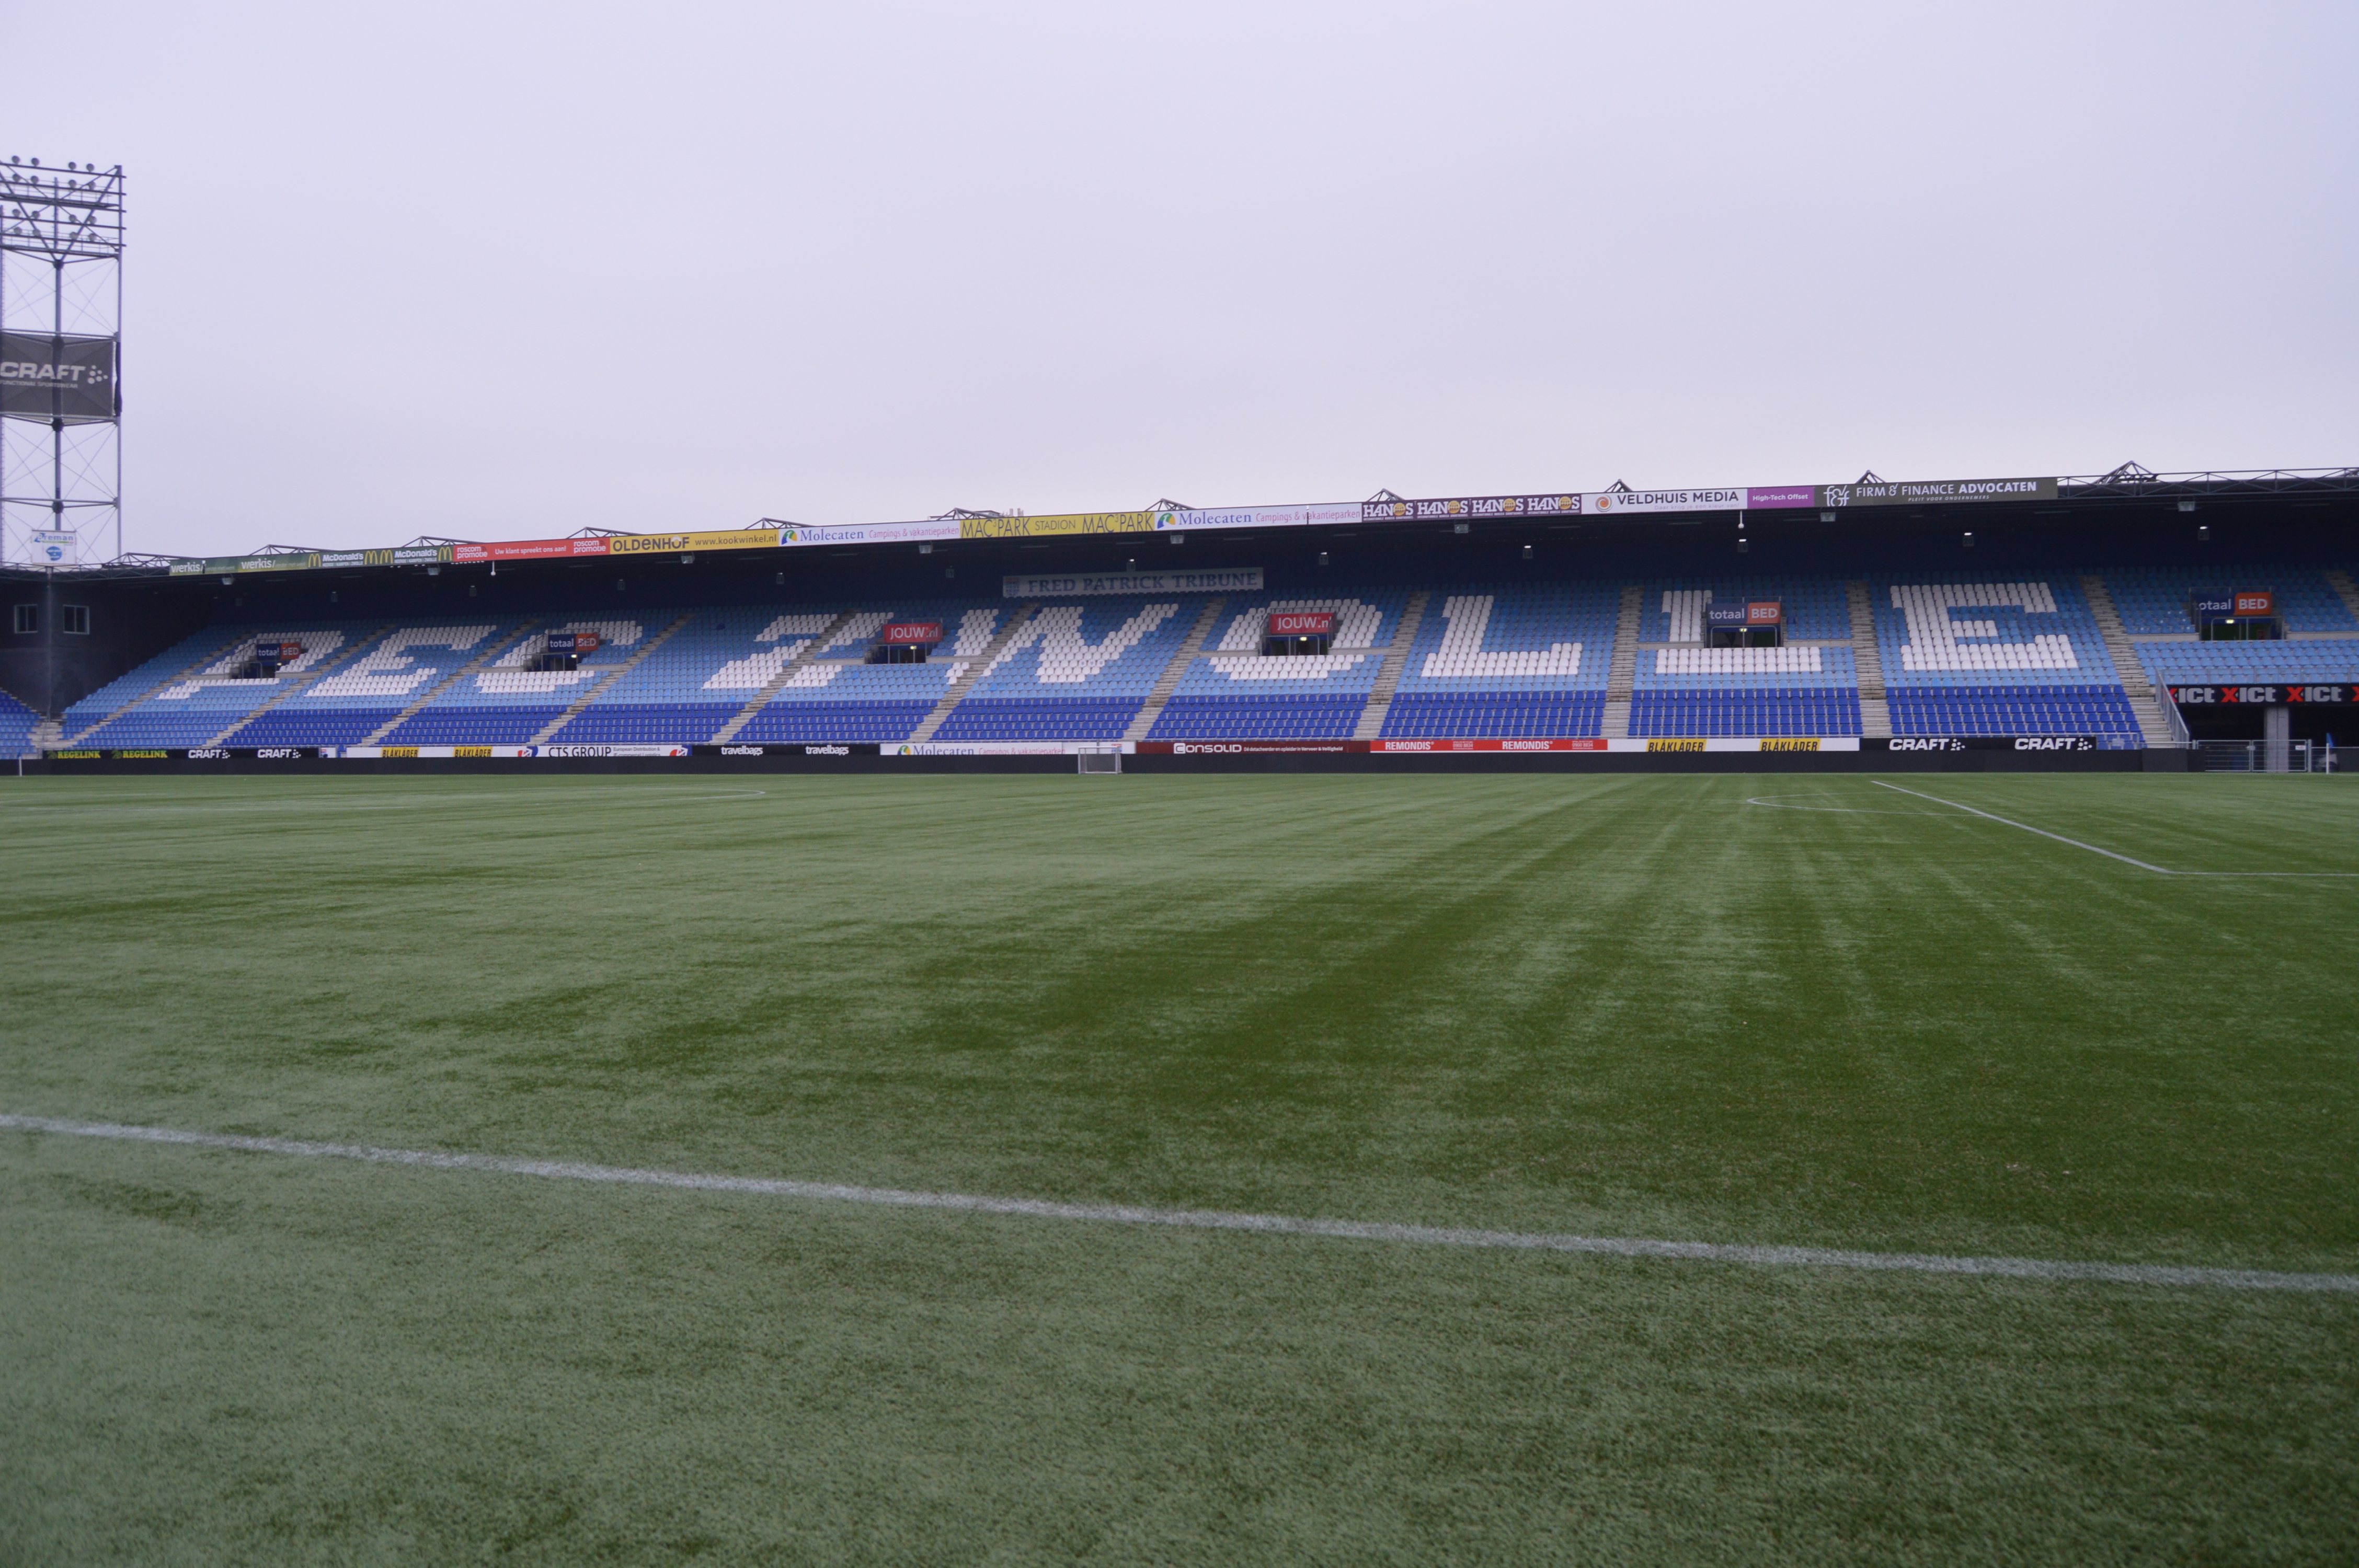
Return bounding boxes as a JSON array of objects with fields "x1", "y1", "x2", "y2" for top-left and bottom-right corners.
[{"x1": 1, "y1": 155, "x2": 124, "y2": 566}]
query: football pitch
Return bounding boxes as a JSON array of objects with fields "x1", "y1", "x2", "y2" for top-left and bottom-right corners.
[{"x1": 3, "y1": 770, "x2": 2354, "y2": 1563}]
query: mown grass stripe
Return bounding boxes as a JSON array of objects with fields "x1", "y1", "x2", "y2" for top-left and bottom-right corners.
[{"x1": 8, "y1": 1113, "x2": 2353, "y2": 1295}]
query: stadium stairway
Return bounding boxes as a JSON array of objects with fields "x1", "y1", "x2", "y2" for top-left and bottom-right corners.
[
  {"x1": 30, "y1": 715, "x2": 61, "y2": 750},
  {"x1": 207, "y1": 624, "x2": 397, "y2": 746},
  {"x1": 904, "y1": 604, "x2": 1040, "y2": 744},
  {"x1": 707, "y1": 608, "x2": 860, "y2": 744},
  {"x1": 2328, "y1": 569, "x2": 2359, "y2": 624},
  {"x1": 1847, "y1": 581, "x2": 1892, "y2": 737},
  {"x1": 528, "y1": 613, "x2": 696, "y2": 744},
  {"x1": 2080, "y1": 574, "x2": 2177, "y2": 747},
  {"x1": 1350, "y1": 590, "x2": 1429, "y2": 740},
  {"x1": 360, "y1": 621, "x2": 543, "y2": 745},
  {"x1": 1122, "y1": 596, "x2": 1228, "y2": 742},
  {"x1": 1601, "y1": 584, "x2": 1642, "y2": 739}
]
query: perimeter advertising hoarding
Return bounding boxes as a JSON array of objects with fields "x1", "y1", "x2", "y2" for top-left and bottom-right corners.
[
  {"x1": 1002, "y1": 568, "x2": 1263, "y2": 598},
  {"x1": 0, "y1": 331, "x2": 117, "y2": 423},
  {"x1": 165, "y1": 553, "x2": 322, "y2": 575},
  {"x1": 2166, "y1": 684, "x2": 2351, "y2": 705},
  {"x1": 315, "y1": 546, "x2": 452, "y2": 569},
  {"x1": 1586, "y1": 488, "x2": 1746, "y2": 516},
  {"x1": 1361, "y1": 493, "x2": 1585, "y2": 523},
  {"x1": 778, "y1": 521, "x2": 960, "y2": 548},
  {"x1": 451, "y1": 537, "x2": 612, "y2": 563},
  {"x1": 1820, "y1": 477, "x2": 2056, "y2": 507},
  {"x1": 1153, "y1": 503, "x2": 1359, "y2": 533},
  {"x1": 960, "y1": 511, "x2": 1156, "y2": 540},
  {"x1": 607, "y1": 529, "x2": 784, "y2": 556}
]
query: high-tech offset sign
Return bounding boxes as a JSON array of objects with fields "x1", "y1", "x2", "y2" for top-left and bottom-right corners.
[{"x1": 0, "y1": 331, "x2": 117, "y2": 423}]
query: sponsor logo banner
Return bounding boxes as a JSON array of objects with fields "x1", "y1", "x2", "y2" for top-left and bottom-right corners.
[
  {"x1": 2167, "y1": 684, "x2": 2351, "y2": 705},
  {"x1": 606, "y1": 529, "x2": 783, "y2": 556},
  {"x1": 777, "y1": 521, "x2": 961, "y2": 548},
  {"x1": 1605, "y1": 737, "x2": 1861, "y2": 752},
  {"x1": 689, "y1": 743, "x2": 884, "y2": 757},
  {"x1": 340, "y1": 746, "x2": 541, "y2": 758},
  {"x1": 1588, "y1": 488, "x2": 1745, "y2": 516},
  {"x1": 1360, "y1": 493, "x2": 1585, "y2": 523},
  {"x1": 1153, "y1": 503, "x2": 1359, "y2": 532},
  {"x1": 1142, "y1": 740, "x2": 1369, "y2": 755},
  {"x1": 1705, "y1": 604, "x2": 1749, "y2": 628},
  {"x1": 0, "y1": 329, "x2": 116, "y2": 423},
  {"x1": 959, "y1": 511, "x2": 1155, "y2": 540},
  {"x1": 171, "y1": 552, "x2": 324, "y2": 575},
  {"x1": 1745, "y1": 486, "x2": 1819, "y2": 509},
  {"x1": 1001, "y1": 568, "x2": 1263, "y2": 599},
  {"x1": 451, "y1": 537, "x2": 611, "y2": 563},
  {"x1": 878, "y1": 622, "x2": 943, "y2": 644},
  {"x1": 1748, "y1": 601, "x2": 1783, "y2": 626},
  {"x1": 889, "y1": 742, "x2": 1138, "y2": 756},
  {"x1": 1868, "y1": 735, "x2": 2099, "y2": 752},
  {"x1": 1820, "y1": 476, "x2": 2057, "y2": 507},
  {"x1": 31, "y1": 529, "x2": 76, "y2": 564},
  {"x1": 537, "y1": 743, "x2": 691, "y2": 757},
  {"x1": 1370, "y1": 738, "x2": 1608, "y2": 753},
  {"x1": 2234, "y1": 590, "x2": 2275, "y2": 617},
  {"x1": 1269, "y1": 611, "x2": 1334, "y2": 637},
  {"x1": 543, "y1": 631, "x2": 601, "y2": 654}
]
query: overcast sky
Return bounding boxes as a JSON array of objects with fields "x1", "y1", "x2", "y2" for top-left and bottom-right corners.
[{"x1": 7, "y1": 1, "x2": 2355, "y2": 559}]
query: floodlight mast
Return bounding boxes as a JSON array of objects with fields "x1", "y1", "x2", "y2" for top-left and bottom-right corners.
[{"x1": 0, "y1": 156, "x2": 125, "y2": 566}]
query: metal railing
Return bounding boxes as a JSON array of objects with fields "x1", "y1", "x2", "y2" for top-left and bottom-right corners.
[{"x1": 2193, "y1": 739, "x2": 2316, "y2": 773}]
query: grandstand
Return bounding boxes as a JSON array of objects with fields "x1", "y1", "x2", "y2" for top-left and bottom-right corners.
[{"x1": 11, "y1": 468, "x2": 2358, "y2": 766}]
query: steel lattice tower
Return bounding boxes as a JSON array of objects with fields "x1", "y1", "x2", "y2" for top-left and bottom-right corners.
[{"x1": 1, "y1": 154, "x2": 124, "y2": 566}]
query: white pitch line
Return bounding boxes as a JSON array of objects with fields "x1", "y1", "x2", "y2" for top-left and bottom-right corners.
[
  {"x1": 1870, "y1": 781, "x2": 2359, "y2": 877},
  {"x1": 5, "y1": 1113, "x2": 2352, "y2": 1295}
]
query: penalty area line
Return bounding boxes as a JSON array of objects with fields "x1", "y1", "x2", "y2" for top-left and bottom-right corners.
[
  {"x1": 5, "y1": 1113, "x2": 2353, "y2": 1296},
  {"x1": 1869, "y1": 781, "x2": 2359, "y2": 877}
]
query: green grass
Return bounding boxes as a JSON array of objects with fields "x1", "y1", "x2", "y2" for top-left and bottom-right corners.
[{"x1": 2, "y1": 771, "x2": 2354, "y2": 1564}]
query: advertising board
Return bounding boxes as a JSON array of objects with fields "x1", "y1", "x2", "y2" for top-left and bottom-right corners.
[
  {"x1": 777, "y1": 521, "x2": 960, "y2": 548},
  {"x1": 958, "y1": 512, "x2": 1155, "y2": 540},
  {"x1": 1820, "y1": 477, "x2": 2057, "y2": 507},
  {"x1": 31, "y1": 530, "x2": 75, "y2": 564},
  {"x1": 1360, "y1": 492, "x2": 1584, "y2": 523},
  {"x1": 1001, "y1": 568, "x2": 1262, "y2": 598},
  {"x1": 1587, "y1": 488, "x2": 1746, "y2": 515},
  {"x1": 606, "y1": 529, "x2": 783, "y2": 556},
  {"x1": 1152, "y1": 503, "x2": 1359, "y2": 533},
  {"x1": 0, "y1": 330, "x2": 116, "y2": 423},
  {"x1": 878, "y1": 622, "x2": 944, "y2": 644},
  {"x1": 451, "y1": 537, "x2": 611, "y2": 563},
  {"x1": 2166, "y1": 684, "x2": 2350, "y2": 705},
  {"x1": 1269, "y1": 611, "x2": 1334, "y2": 637}
]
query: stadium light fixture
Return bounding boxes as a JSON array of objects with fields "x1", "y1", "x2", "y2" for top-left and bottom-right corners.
[
  {"x1": 1962, "y1": 532, "x2": 1975, "y2": 549},
  {"x1": 1318, "y1": 551, "x2": 1329, "y2": 567},
  {"x1": 1737, "y1": 538, "x2": 1748, "y2": 554},
  {"x1": 2198, "y1": 526, "x2": 2212, "y2": 542},
  {"x1": 1522, "y1": 544, "x2": 1533, "y2": 559},
  {"x1": 2178, "y1": 500, "x2": 2198, "y2": 513}
]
